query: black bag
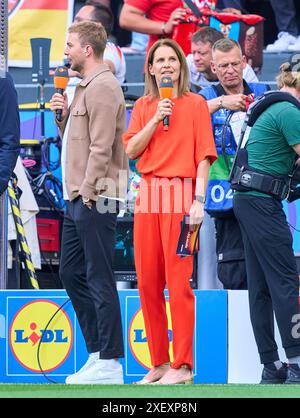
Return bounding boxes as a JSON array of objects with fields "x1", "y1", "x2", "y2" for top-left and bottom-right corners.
[{"x1": 215, "y1": 215, "x2": 247, "y2": 290}]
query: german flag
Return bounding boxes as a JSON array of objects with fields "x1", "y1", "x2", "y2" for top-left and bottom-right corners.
[{"x1": 8, "y1": 0, "x2": 73, "y2": 67}]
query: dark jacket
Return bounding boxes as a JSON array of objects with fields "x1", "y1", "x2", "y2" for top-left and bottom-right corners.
[{"x1": 0, "y1": 73, "x2": 20, "y2": 194}]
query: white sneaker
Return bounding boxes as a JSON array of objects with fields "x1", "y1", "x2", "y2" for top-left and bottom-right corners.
[
  {"x1": 265, "y1": 32, "x2": 297, "y2": 53},
  {"x1": 288, "y1": 36, "x2": 300, "y2": 52},
  {"x1": 65, "y1": 352, "x2": 99, "y2": 384},
  {"x1": 65, "y1": 359, "x2": 124, "y2": 385}
]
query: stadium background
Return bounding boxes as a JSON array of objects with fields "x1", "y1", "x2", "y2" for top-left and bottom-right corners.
[{"x1": 1, "y1": 0, "x2": 300, "y2": 397}]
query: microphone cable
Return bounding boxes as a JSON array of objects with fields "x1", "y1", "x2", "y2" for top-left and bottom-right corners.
[
  {"x1": 36, "y1": 298, "x2": 71, "y2": 384},
  {"x1": 288, "y1": 222, "x2": 300, "y2": 234},
  {"x1": 42, "y1": 136, "x2": 62, "y2": 173}
]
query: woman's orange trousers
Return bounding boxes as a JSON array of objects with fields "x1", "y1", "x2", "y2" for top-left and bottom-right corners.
[{"x1": 134, "y1": 175, "x2": 195, "y2": 370}]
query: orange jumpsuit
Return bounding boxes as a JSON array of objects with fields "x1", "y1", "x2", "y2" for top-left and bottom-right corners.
[{"x1": 123, "y1": 92, "x2": 217, "y2": 370}]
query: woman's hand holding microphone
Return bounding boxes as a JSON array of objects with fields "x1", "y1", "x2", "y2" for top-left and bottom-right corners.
[{"x1": 153, "y1": 98, "x2": 174, "y2": 124}]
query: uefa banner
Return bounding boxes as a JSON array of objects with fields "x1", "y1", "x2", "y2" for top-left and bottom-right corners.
[
  {"x1": 8, "y1": 0, "x2": 74, "y2": 67},
  {"x1": 0, "y1": 289, "x2": 227, "y2": 384}
]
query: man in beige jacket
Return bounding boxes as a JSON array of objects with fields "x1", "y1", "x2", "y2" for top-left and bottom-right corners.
[{"x1": 50, "y1": 21, "x2": 128, "y2": 384}]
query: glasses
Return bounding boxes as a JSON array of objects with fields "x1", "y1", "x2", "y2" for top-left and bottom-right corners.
[{"x1": 216, "y1": 60, "x2": 242, "y2": 72}]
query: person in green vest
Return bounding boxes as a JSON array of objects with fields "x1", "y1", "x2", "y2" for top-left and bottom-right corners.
[{"x1": 233, "y1": 62, "x2": 300, "y2": 384}]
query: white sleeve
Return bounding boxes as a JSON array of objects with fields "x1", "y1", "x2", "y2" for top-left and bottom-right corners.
[
  {"x1": 186, "y1": 54, "x2": 194, "y2": 71},
  {"x1": 243, "y1": 64, "x2": 259, "y2": 83},
  {"x1": 104, "y1": 44, "x2": 120, "y2": 70},
  {"x1": 104, "y1": 43, "x2": 126, "y2": 84}
]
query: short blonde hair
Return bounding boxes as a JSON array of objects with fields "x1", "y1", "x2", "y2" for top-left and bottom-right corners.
[
  {"x1": 68, "y1": 21, "x2": 107, "y2": 58},
  {"x1": 276, "y1": 62, "x2": 300, "y2": 92},
  {"x1": 212, "y1": 38, "x2": 242, "y2": 56},
  {"x1": 144, "y1": 39, "x2": 190, "y2": 98}
]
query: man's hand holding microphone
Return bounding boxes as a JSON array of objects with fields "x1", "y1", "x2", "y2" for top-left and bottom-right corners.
[{"x1": 49, "y1": 66, "x2": 69, "y2": 122}]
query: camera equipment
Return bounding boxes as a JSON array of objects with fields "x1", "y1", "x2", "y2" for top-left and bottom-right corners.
[
  {"x1": 230, "y1": 91, "x2": 300, "y2": 201},
  {"x1": 27, "y1": 39, "x2": 64, "y2": 211},
  {"x1": 20, "y1": 139, "x2": 42, "y2": 177},
  {"x1": 30, "y1": 38, "x2": 51, "y2": 142}
]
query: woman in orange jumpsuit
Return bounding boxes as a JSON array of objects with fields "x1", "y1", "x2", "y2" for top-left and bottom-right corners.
[{"x1": 123, "y1": 39, "x2": 217, "y2": 384}]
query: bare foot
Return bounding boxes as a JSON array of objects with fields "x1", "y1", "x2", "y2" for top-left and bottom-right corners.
[
  {"x1": 154, "y1": 366, "x2": 193, "y2": 385},
  {"x1": 134, "y1": 363, "x2": 170, "y2": 384}
]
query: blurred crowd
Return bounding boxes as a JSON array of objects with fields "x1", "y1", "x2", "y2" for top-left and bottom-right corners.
[{"x1": 74, "y1": 0, "x2": 300, "y2": 55}]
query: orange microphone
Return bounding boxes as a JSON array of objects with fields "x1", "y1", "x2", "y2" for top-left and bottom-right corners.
[
  {"x1": 159, "y1": 75, "x2": 173, "y2": 131},
  {"x1": 53, "y1": 66, "x2": 69, "y2": 121}
]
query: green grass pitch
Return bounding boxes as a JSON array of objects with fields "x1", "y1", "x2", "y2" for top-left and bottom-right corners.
[{"x1": 0, "y1": 384, "x2": 300, "y2": 398}]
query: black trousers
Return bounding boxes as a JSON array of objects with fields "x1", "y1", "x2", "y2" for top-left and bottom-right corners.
[
  {"x1": 270, "y1": 0, "x2": 298, "y2": 36},
  {"x1": 60, "y1": 197, "x2": 124, "y2": 358},
  {"x1": 233, "y1": 194, "x2": 300, "y2": 364}
]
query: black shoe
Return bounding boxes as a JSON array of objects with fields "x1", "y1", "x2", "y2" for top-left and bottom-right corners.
[
  {"x1": 285, "y1": 364, "x2": 300, "y2": 384},
  {"x1": 260, "y1": 363, "x2": 288, "y2": 384}
]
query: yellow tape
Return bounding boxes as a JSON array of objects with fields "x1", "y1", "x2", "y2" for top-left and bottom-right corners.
[
  {"x1": 8, "y1": 188, "x2": 15, "y2": 198},
  {"x1": 8, "y1": 183, "x2": 39, "y2": 289},
  {"x1": 11, "y1": 205, "x2": 21, "y2": 219},
  {"x1": 25, "y1": 260, "x2": 35, "y2": 273},
  {"x1": 21, "y1": 242, "x2": 30, "y2": 255},
  {"x1": 16, "y1": 224, "x2": 25, "y2": 236}
]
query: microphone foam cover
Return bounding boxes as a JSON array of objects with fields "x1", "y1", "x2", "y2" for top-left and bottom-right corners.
[
  {"x1": 54, "y1": 66, "x2": 69, "y2": 90},
  {"x1": 159, "y1": 76, "x2": 173, "y2": 100}
]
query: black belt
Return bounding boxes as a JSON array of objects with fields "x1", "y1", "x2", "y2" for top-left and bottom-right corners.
[{"x1": 233, "y1": 167, "x2": 290, "y2": 200}]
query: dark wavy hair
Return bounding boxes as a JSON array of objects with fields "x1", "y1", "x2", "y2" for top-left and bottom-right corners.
[
  {"x1": 192, "y1": 26, "x2": 224, "y2": 47},
  {"x1": 85, "y1": 0, "x2": 114, "y2": 36}
]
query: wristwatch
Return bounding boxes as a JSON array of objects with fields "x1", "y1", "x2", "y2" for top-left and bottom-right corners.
[{"x1": 194, "y1": 195, "x2": 206, "y2": 204}]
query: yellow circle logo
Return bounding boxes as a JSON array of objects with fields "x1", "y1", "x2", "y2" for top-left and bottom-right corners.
[
  {"x1": 129, "y1": 301, "x2": 173, "y2": 369},
  {"x1": 9, "y1": 300, "x2": 73, "y2": 372}
]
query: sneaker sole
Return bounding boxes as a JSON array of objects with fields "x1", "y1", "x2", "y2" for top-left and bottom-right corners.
[
  {"x1": 66, "y1": 378, "x2": 124, "y2": 385},
  {"x1": 284, "y1": 380, "x2": 300, "y2": 384},
  {"x1": 260, "y1": 379, "x2": 285, "y2": 384}
]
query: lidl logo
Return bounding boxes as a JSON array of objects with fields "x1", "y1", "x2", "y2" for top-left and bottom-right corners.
[
  {"x1": 128, "y1": 301, "x2": 173, "y2": 369},
  {"x1": 9, "y1": 300, "x2": 73, "y2": 372}
]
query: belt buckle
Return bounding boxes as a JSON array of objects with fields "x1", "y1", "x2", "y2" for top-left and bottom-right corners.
[
  {"x1": 271, "y1": 179, "x2": 288, "y2": 200},
  {"x1": 271, "y1": 179, "x2": 282, "y2": 195}
]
